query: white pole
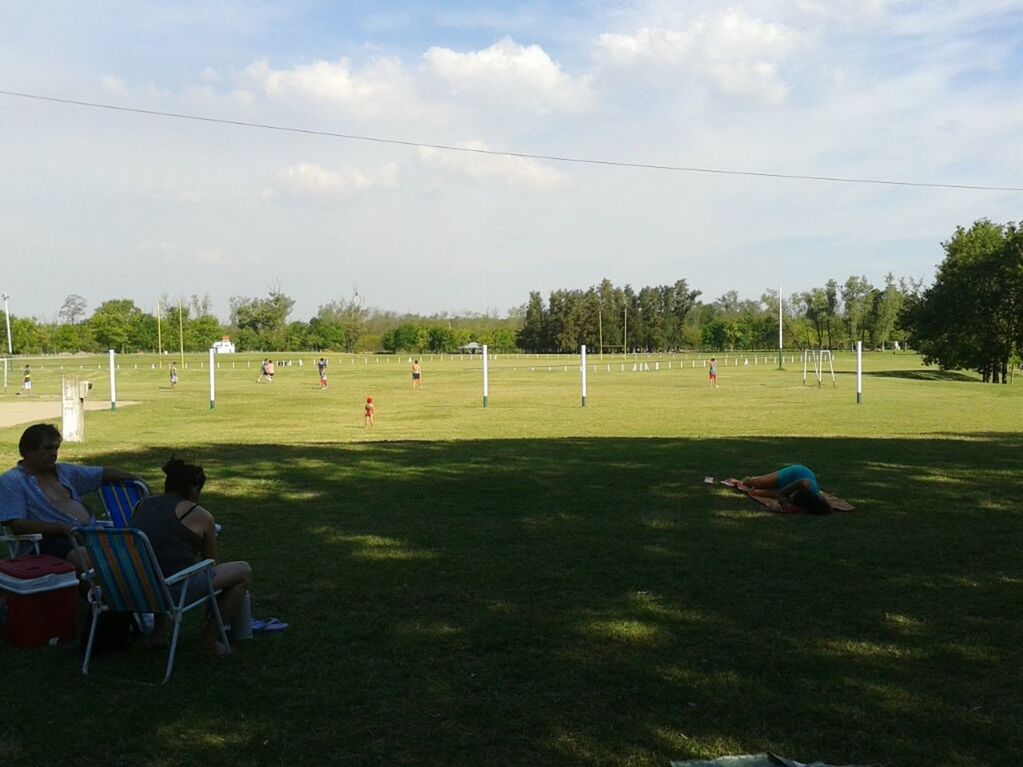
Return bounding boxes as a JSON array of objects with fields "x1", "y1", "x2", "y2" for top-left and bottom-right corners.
[
  {"x1": 108, "y1": 349, "x2": 117, "y2": 411},
  {"x1": 209, "y1": 348, "x2": 216, "y2": 409},
  {"x1": 1, "y1": 292, "x2": 12, "y2": 355},
  {"x1": 777, "y1": 285, "x2": 783, "y2": 370},
  {"x1": 482, "y1": 344, "x2": 489, "y2": 408},
  {"x1": 2, "y1": 357, "x2": 7, "y2": 394},
  {"x1": 856, "y1": 341, "x2": 863, "y2": 404},
  {"x1": 580, "y1": 344, "x2": 587, "y2": 407}
]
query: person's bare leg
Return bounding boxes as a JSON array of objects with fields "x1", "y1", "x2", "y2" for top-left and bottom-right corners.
[
  {"x1": 199, "y1": 561, "x2": 251, "y2": 654},
  {"x1": 150, "y1": 615, "x2": 171, "y2": 648},
  {"x1": 740, "y1": 471, "x2": 780, "y2": 489}
]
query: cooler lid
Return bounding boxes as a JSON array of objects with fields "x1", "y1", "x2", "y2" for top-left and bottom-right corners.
[{"x1": 0, "y1": 554, "x2": 76, "y2": 579}]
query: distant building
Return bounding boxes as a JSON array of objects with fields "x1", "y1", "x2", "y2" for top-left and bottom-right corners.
[
  {"x1": 460, "y1": 342, "x2": 482, "y2": 354},
  {"x1": 213, "y1": 336, "x2": 236, "y2": 354}
]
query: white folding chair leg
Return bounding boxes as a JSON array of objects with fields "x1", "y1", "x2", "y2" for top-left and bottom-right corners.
[{"x1": 81, "y1": 605, "x2": 102, "y2": 677}]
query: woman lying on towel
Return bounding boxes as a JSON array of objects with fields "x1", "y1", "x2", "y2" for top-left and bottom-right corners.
[{"x1": 740, "y1": 464, "x2": 831, "y2": 514}]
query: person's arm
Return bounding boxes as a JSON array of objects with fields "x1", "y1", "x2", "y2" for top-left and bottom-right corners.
[
  {"x1": 777, "y1": 478, "x2": 812, "y2": 503},
  {"x1": 6, "y1": 518, "x2": 74, "y2": 537},
  {"x1": 101, "y1": 467, "x2": 140, "y2": 483},
  {"x1": 198, "y1": 509, "x2": 219, "y2": 563}
]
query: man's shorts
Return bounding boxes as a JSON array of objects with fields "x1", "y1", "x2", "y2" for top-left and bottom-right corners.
[{"x1": 39, "y1": 535, "x2": 75, "y2": 560}]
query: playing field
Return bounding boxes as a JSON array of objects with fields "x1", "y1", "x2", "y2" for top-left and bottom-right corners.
[{"x1": 1, "y1": 351, "x2": 1021, "y2": 766}]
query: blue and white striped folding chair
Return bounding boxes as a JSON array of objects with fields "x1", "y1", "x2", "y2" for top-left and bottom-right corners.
[
  {"x1": 75, "y1": 527, "x2": 228, "y2": 684},
  {"x1": 98, "y1": 480, "x2": 152, "y2": 528}
]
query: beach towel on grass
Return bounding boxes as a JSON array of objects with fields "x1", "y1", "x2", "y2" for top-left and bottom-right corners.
[
  {"x1": 721, "y1": 479, "x2": 856, "y2": 514},
  {"x1": 672, "y1": 753, "x2": 874, "y2": 767}
]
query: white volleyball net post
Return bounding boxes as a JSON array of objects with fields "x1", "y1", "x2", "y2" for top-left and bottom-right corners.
[
  {"x1": 482, "y1": 344, "x2": 489, "y2": 408},
  {"x1": 209, "y1": 347, "x2": 216, "y2": 410},
  {"x1": 108, "y1": 349, "x2": 117, "y2": 411},
  {"x1": 580, "y1": 344, "x2": 587, "y2": 407}
]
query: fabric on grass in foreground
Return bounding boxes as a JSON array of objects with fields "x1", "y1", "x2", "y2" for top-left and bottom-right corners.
[{"x1": 671, "y1": 752, "x2": 875, "y2": 767}]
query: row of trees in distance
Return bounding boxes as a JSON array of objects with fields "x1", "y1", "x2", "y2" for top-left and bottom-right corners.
[
  {"x1": 3, "y1": 218, "x2": 1019, "y2": 382},
  {"x1": 5, "y1": 277, "x2": 912, "y2": 358},
  {"x1": 517, "y1": 275, "x2": 915, "y2": 354}
]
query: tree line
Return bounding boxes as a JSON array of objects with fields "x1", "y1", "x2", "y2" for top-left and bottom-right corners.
[
  {"x1": 2, "y1": 291, "x2": 521, "y2": 356},
  {"x1": 516, "y1": 276, "x2": 915, "y2": 354},
  {"x1": 4, "y1": 218, "x2": 1019, "y2": 383},
  {"x1": 3, "y1": 277, "x2": 913, "y2": 357}
]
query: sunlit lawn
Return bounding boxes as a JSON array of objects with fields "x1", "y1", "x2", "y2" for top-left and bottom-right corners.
[{"x1": 1, "y1": 351, "x2": 1021, "y2": 766}]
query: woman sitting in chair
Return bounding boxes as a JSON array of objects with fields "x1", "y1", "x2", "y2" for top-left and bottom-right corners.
[{"x1": 130, "y1": 457, "x2": 251, "y2": 657}]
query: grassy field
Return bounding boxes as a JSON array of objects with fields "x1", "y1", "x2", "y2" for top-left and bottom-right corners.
[{"x1": 1, "y1": 351, "x2": 1021, "y2": 766}]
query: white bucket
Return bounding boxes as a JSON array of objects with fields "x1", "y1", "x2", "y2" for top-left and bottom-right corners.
[{"x1": 231, "y1": 591, "x2": 253, "y2": 641}]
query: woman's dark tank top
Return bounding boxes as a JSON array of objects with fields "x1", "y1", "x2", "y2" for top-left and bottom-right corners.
[{"x1": 130, "y1": 494, "x2": 203, "y2": 577}]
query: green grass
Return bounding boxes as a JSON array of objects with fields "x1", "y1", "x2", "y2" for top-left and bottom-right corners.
[{"x1": 1, "y1": 352, "x2": 1021, "y2": 766}]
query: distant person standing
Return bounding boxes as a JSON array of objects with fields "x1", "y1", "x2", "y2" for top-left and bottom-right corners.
[
  {"x1": 169, "y1": 362, "x2": 178, "y2": 389},
  {"x1": 256, "y1": 360, "x2": 268, "y2": 383},
  {"x1": 364, "y1": 397, "x2": 375, "y2": 427},
  {"x1": 266, "y1": 360, "x2": 275, "y2": 383},
  {"x1": 708, "y1": 357, "x2": 719, "y2": 388},
  {"x1": 411, "y1": 360, "x2": 422, "y2": 389},
  {"x1": 21, "y1": 365, "x2": 31, "y2": 395},
  {"x1": 317, "y1": 358, "x2": 328, "y2": 389}
]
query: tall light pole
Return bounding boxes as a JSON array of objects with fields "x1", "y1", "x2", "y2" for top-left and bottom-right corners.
[{"x1": 2, "y1": 292, "x2": 12, "y2": 355}]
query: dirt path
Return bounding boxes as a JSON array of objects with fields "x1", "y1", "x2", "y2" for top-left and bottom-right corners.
[{"x1": 0, "y1": 398, "x2": 139, "y2": 429}]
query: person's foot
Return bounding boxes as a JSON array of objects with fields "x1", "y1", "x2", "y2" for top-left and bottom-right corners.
[{"x1": 198, "y1": 640, "x2": 234, "y2": 657}]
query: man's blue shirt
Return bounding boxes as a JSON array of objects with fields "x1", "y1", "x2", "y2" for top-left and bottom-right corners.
[{"x1": 0, "y1": 463, "x2": 103, "y2": 526}]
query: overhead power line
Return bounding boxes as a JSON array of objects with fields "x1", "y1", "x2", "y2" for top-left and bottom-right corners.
[{"x1": 2, "y1": 88, "x2": 1021, "y2": 193}]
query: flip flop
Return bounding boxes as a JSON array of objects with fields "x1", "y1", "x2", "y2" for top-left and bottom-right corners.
[{"x1": 251, "y1": 618, "x2": 289, "y2": 633}]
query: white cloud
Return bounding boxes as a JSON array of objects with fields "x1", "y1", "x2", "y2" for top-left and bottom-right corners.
[
  {"x1": 100, "y1": 74, "x2": 128, "y2": 94},
  {"x1": 274, "y1": 161, "x2": 399, "y2": 197},
  {"x1": 417, "y1": 141, "x2": 569, "y2": 190},
  {"x1": 199, "y1": 66, "x2": 222, "y2": 84},
  {"x1": 597, "y1": 8, "x2": 803, "y2": 102},
  {"x1": 241, "y1": 56, "x2": 423, "y2": 118},
  {"x1": 423, "y1": 37, "x2": 593, "y2": 114}
]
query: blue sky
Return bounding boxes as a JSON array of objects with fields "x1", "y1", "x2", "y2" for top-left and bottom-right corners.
[{"x1": 2, "y1": 1, "x2": 1022, "y2": 322}]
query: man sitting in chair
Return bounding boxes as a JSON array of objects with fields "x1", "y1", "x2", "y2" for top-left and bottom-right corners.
[
  {"x1": 0, "y1": 424, "x2": 139, "y2": 563},
  {"x1": 130, "y1": 457, "x2": 251, "y2": 657}
]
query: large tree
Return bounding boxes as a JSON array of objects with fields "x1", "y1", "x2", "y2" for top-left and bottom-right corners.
[
  {"x1": 88, "y1": 299, "x2": 145, "y2": 352},
  {"x1": 517, "y1": 291, "x2": 548, "y2": 352},
  {"x1": 230, "y1": 290, "x2": 295, "y2": 349},
  {"x1": 58, "y1": 294, "x2": 88, "y2": 325},
  {"x1": 900, "y1": 219, "x2": 1022, "y2": 383},
  {"x1": 317, "y1": 292, "x2": 368, "y2": 352}
]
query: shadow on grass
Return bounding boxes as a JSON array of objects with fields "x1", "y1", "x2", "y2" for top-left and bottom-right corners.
[
  {"x1": 2, "y1": 435, "x2": 1022, "y2": 767},
  {"x1": 861, "y1": 369, "x2": 981, "y2": 382}
]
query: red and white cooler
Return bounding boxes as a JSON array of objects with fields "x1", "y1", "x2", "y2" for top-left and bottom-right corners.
[{"x1": 0, "y1": 555, "x2": 78, "y2": 648}]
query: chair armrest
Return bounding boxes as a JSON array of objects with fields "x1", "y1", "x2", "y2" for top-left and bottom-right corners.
[
  {"x1": 1, "y1": 533, "x2": 43, "y2": 542},
  {"x1": 165, "y1": 558, "x2": 216, "y2": 586},
  {"x1": 2, "y1": 531, "x2": 43, "y2": 556}
]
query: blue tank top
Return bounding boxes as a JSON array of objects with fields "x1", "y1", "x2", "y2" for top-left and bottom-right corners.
[{"x1": 776, "y1": 464, "x2": 819, "y2": 496}]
